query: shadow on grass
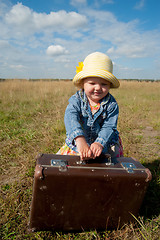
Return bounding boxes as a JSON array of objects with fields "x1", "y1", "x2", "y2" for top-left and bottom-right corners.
[{"x1": 139, "y1": 159, "x2": 160, "y2": 219}]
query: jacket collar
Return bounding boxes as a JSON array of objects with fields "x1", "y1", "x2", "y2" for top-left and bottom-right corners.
[{"x1": 79, "y1": 89, "x2": 110, "y2": 126}]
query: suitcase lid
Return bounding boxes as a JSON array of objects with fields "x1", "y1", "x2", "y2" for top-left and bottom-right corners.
[{"x1": 36, "y1": 153, "x2": 146, "y2": 174}]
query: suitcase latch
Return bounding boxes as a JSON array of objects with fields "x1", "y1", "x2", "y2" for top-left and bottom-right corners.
[
  {"x1": 51, "y1": 159, "x2": 68, "y2": 172},
  {"x1": 121, "y1": 162, "x2": 136, "y2": 173},
  {"x1": 105, "y1": 154, "x2": 114, "y2": 166}
]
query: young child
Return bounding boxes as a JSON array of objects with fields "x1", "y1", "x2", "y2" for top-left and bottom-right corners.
[{"x1": 57, "y1": 52, "x2": 123, "y2": 160}]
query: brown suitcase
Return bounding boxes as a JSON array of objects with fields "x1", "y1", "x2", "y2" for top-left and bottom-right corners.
[{"x1": 28, "y1": 154, "x2": 151, "y2": 232}]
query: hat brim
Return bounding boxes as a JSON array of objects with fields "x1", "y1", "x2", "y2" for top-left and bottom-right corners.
[{"x1": 73, "y1": 70, "x2": 120, "y2": 88}]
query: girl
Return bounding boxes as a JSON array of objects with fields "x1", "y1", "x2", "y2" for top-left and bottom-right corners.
[{"x1": 57, "y1": 52, "x2": 123, "y2": 160}]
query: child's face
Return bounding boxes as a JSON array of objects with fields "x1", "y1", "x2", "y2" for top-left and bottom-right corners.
[{"x1": 83, "y1": 77, "x2": 111, "y2": 104}]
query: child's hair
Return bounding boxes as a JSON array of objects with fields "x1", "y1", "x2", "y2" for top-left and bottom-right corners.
[{"x1": 73, "y1": 52, "x2": 120, "y2": 89}]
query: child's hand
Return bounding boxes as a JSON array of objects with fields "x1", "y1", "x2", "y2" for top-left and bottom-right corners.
[
  {"x1": 90, "y1": 142, "x2": 103, "y2": 159},
  {"x1": 75, "y1": 136, "x2": 92, "y2": 160}
]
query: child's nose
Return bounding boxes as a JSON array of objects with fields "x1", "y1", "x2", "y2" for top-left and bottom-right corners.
[{"x1": 95, "y1": 84, "x2": 101, "y2": 90}]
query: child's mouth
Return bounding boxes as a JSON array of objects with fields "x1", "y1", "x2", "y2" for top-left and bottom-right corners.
[{"x1": 94, "y1": 92, "x2": 101, "y2": 96}]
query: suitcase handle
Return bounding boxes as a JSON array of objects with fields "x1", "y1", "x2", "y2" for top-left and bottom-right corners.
[
  {"x1": 76, "y1": 153, "x2": 113, "y2": 165},
  {"x1": 104, "y1": 153, "x2": 112, "y2": 165}
]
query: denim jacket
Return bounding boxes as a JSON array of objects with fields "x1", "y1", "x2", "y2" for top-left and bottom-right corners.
[{"x1": 64, "y1": 90, "x2": 119, "y2": 154}]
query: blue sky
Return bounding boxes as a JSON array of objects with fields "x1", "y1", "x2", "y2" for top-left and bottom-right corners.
[{"x1": 0, "y1": 0, "x2": 160, "y2": 79}]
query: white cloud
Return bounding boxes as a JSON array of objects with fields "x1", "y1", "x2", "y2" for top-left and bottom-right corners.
[
  {"x1": 109, "y1": 29, "x2": 160, "y2": 59},
  {"x1": 0, "y1": 0, "x2": 11, "y2": 17},
  {"x1": 4, "y1": 3, "x2": 88, "y2": 36},
  {"x1": 0, "y1": 1, "x2": 160, "y2": 79},
  {"x1": 5, "y1": 3, "x2": 32, "y2": 26},
  {"x1": 84, "y1": 9, "x2": 160, "y2": 59},
  {"x1": 134, "y1": 0, "x2": 145, "y2": 10},
  {"x1": 54, "y1": 58, "x2": 70, "y2": 63},
  {"x1": 46, "y1": 45, "x2": 69, "y2": 56},
  {"x1": 70, "y1": 0, "x2": 87, "y2": 7},
  {"x1": 102, "y1": 0, "x2": 114, "y2": 3},
  {"x1": 10, "y1": 64, "x2": 27, "y2": 71},
  {"x1": 0, "y1": 40, "x2": 10, "y2": 48}
]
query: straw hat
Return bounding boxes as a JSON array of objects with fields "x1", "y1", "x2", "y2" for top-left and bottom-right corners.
[{"x1": 73, "y1": 52, "x2": 120, "y2": 88}]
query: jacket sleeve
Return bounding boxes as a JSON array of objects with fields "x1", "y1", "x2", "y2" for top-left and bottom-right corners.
[
  {"x1": 64, "y1": 95, "x2": 84, "y2": 144},
  {"x1": 95, "y1": 102, "x2": 119, "y2": 147}
]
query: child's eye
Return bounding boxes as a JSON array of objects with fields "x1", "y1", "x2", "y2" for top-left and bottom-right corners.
[
  {"x1": 102, "y1": 82, "x2": 110, "y2": 86},
  {"x1": 89, "y1": 82, "x2": 95, "y2": 85}
]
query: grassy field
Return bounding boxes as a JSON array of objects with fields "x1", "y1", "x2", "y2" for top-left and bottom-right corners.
[{"x1": 0, "y1": 80, "x2": 160, "y2": 239}]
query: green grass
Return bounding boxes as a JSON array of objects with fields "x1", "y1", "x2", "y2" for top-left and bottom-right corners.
[{"x1": 0, "y1": 80, "x2": 160, "y2": 239}]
